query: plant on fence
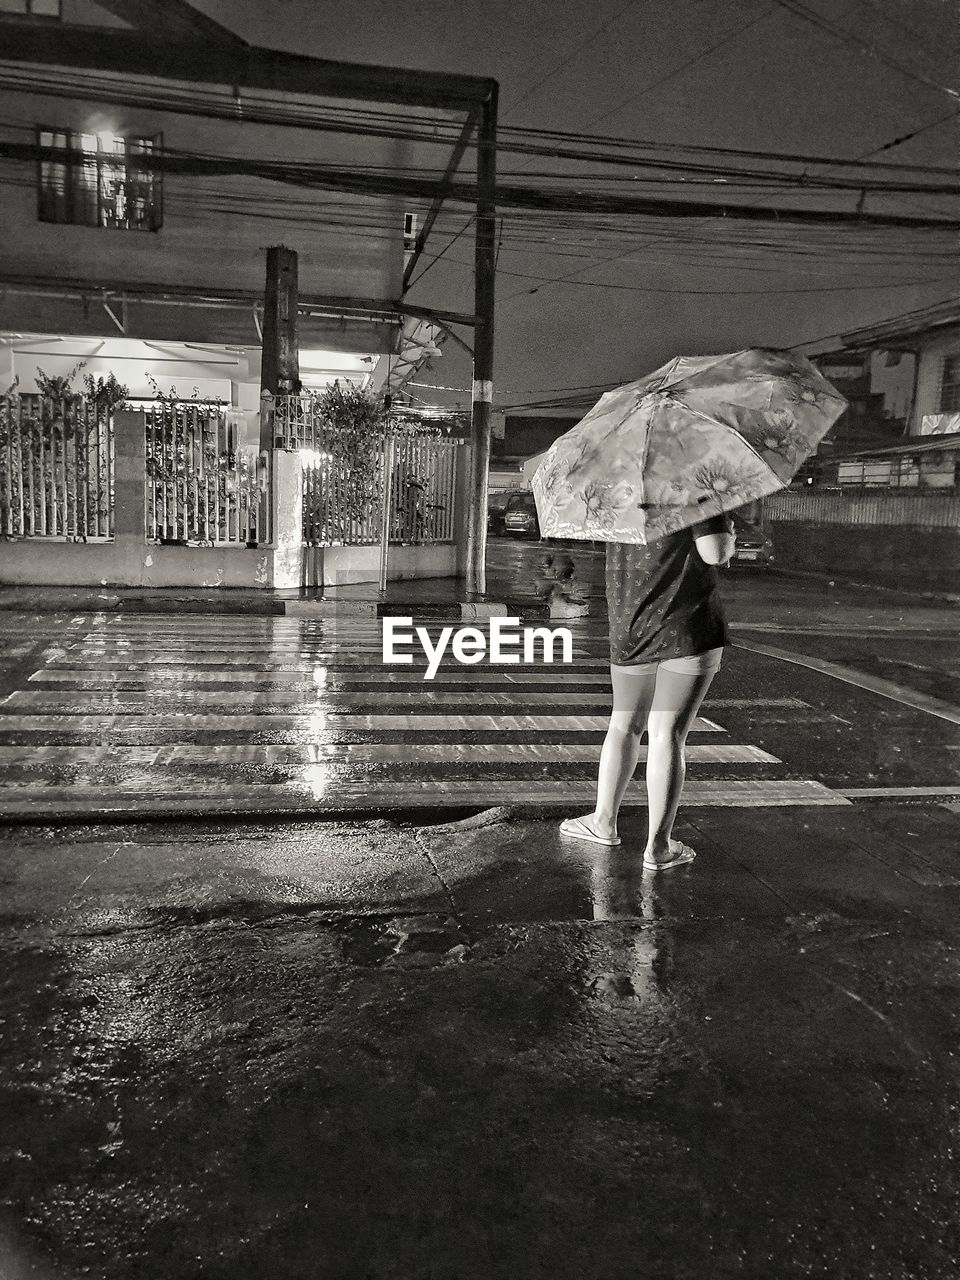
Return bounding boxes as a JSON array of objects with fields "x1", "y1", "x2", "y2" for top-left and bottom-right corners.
[
  {"x1": 142, "y1": 377, "x2": 239, "y2": 544},
  {"x1": 1, "y1": 365, "x2": 125, "y2": 539},
  {"x1": 82, "y1": 371, "x2": 130, "y2": 415},
  {"x1": 300, "y1": 389, "x2": 455, "y2": 545},
  {"x1": 309, "y1": 382, "x2": 388, "y2": 543},
  {"x1": 35, "y1": 360, "x2": 87, "y2": 400}
]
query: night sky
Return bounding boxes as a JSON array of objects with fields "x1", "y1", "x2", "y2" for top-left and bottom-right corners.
[{"x1": 198, "y1": 0, "x2": 958, "y2": 411}]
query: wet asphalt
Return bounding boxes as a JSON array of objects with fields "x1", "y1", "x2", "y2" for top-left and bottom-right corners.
[{"x1": 0, "y1": 544, "x2": 958, "y2": 1279}]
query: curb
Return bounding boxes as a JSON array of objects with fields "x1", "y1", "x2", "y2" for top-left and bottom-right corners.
[
  {"x1": 0, "y1": 594, "x2": 546, "y2": 619},
  {"x1": 285, "y1": 600, "x2": 542, "y2": 619}
]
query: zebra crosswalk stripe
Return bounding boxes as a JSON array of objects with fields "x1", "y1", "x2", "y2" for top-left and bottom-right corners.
[{"x1": 0, "y1": 615, "x2": 848, "y2": 814}]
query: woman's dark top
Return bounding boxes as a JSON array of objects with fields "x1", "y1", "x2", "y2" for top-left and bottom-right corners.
[{"x1": 606, "y1": 513, "x2": 733, "y2": 665}]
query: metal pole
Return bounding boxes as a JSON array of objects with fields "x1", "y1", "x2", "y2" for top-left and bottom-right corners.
[
  {"x1": 378, "y1": 434, "x2": 395, "y2": 592},
  {"x1": 465, "y1": 85, "x2": 497, "y2": 596}
]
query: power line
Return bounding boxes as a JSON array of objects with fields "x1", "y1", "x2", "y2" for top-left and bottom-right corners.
[
  {"x1": 504, "y1": 0, "x2": 645, "y2": 117},
  {"x1": 770, "y1": 0, "x2": 960, "y2": 103},
  {"x1": 587, "y1": 5, "x2": 776, "y2": 129},
  {"x1": 858, "y1": 111, "x2": 960, "y2": 160},
  {"x1": 6, "y1": 137, "x2": 956, "y2": 228},
  {"x1": 406, "y1": 215, "x2": 474, "y2": 290},
  {"x1": 787, "y1": 295, "x2": 959, "y2": 351},
  {"x1": 3, "y1": 67, "x2": 956, "y2": 179},
  {"x1": 848, "y1": 0, "x2": 947, "y2": 62},
  {"x1": 498, "y1": 266, "x2": 945, "y2": 302}
]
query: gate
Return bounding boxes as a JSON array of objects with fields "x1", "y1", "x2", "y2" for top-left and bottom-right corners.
[{"x1": 301, "y1": 428, "x2": 460, "y2": 548}]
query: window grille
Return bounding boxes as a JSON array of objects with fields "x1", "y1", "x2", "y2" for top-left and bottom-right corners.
[{"x1": 37, "y1": 129, "x2": 163, "y2": 231}]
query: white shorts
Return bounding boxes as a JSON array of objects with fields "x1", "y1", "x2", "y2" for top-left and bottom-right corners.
[{"x1": 611, "y1": 647, "x2": 724, "y2": 677}]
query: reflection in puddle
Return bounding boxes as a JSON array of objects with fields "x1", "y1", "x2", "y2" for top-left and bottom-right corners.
[{"x1": 590, "y1": 850, "x2": 670, "y2": 1004}]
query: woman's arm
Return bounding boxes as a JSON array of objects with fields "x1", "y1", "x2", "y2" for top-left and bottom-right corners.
[{"x1": 694, "y1": 530, "x2": 736, "y2": 566}]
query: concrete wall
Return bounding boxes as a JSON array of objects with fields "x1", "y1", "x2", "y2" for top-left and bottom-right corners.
[
  {"x1": 301, "y1": 542, "x2": 457, "y2": 588},
  {"x1": 769, "y1": 521, "x2": 960, "y2": 597}
]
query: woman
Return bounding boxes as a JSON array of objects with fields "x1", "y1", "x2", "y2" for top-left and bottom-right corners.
[{"x1": 560, "y1": 512, "x2": 735, "y2": 871}]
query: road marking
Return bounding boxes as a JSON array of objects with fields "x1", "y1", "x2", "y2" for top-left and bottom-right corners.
[
  {"x1": 0, "y1": 742, "x2": 779, "y2": 766},
  {"x1": 0, "y1": 778, "x2": 849, "y2": 816},
  {"x1": 732, "y1": 623, "x2": 960, "y2": 637},
  {"x1": 734, "y1": 639, "x2": 960, "y2": 727},
  {"x1": 0, "y1": 713, "x2": 724, "y2": 732},
  {"x1": 29, "y1": 669, "x2": 617, "y2": 685},
  {"x1": 838, "y1": 785, "x2": 960, "y2": 799},
  {"x1": 8, "y1": 691, "x2": 616, "y2": 709}
]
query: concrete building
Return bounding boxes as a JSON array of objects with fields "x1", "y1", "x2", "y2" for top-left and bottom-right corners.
[
  {"x1": 0, "y1": 0, "x2": 497, "y2": 589},
  {"x1": 810, "y1": 300, "x2": 960, "y2": 452}
]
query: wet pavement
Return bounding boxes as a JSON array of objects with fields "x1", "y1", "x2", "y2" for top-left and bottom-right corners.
[
  {"x1": 1, "y1": 803, "x2": 959, "y2": 1279},
  {"x1": 0, "y1": 545, "x2": 957, "y2": 820},
  {"x1": 1, "y1": 545, "x2": 959, "y2": 1277}
]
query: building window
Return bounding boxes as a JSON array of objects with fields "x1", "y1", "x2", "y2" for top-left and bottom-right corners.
[
  {"x1": 37, "y1": 129, "x2": 163, "y2": 231},
  {"x1": 939, "y1": 353, "x2": 960, "y2": 413},
  {"x1": 0, "y1": 0, "x2": 62, "y2": 16}
]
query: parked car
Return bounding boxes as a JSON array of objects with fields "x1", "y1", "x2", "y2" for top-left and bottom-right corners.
[
  {"x1": 487, "y1": 491, "x2": 511, "y2": 537},
  {"x1": 503, "y1": 491, "x2": 541, "y2": 539},
  {"x1": 730, "y1": 500, "x2": 774, "y2": 567}
]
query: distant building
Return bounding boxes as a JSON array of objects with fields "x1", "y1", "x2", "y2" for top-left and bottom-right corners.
[
  {"x1": 0, "y1": 0, "x2": 452, "y2": 414},
  {"x1": 492, "y1": 414, "x2": 580, "y2": 465},
  {"x1": 809, "y1": 301, "x2": 960, "y2": 455}
]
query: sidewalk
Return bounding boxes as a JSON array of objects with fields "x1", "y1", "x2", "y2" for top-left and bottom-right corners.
[
  {"x1": 0, "y1": 576, "x2": 546, "y2": 618},
  {"x1": 0, "y1": 801, "x2": 957, "y2": 1279}
]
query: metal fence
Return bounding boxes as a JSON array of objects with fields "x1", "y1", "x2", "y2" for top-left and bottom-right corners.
[
  {"x1": 302, "y1": 431, "x2": 459, "y2": 547},
  {"x1": 1, "y1": 395, "x2": 114, "y2": 539},
  {"x1": 144, "y1": 405, "x2": 271, "y2": 546},
  {"x1": 766, "y1": 487, "x2": 960, "y2": 529},
  {"x1": 388, "y1": 433, "x2": 459, "y2": 545}
]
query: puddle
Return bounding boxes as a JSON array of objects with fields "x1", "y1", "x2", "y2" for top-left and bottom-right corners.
[{"x1": 340, "y1": 914, "x2": 471, "y2": 969}]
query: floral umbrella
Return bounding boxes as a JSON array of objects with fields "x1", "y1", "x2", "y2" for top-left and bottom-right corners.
[{"x1": 531, "y1": 348, "x2": 846, "y2": 544}]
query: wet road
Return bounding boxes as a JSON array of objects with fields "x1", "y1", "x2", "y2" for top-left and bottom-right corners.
[
  {"x1": 1, "y1": 803, "x2": 959, "y2": 1280},
  {"x1": 0, "y1": 553, "x2": 958, "y2": 1278},
  {"x1": 0, "y1": 547, "x2": 957, "y2": 819}
]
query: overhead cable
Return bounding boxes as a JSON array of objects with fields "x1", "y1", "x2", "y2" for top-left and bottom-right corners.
[{"x1": 770, "y1": 0, "x2": 960, "y2": 102}]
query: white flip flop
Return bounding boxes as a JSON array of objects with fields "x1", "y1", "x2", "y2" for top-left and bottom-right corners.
[
  {"x1": 559, "y1": 816, "x2": 621, "y2": 847},
  {"x1": 642, "y1": 841, "x2": 697, "y2": 872}
]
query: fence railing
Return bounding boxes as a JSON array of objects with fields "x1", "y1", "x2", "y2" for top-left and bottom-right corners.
[
  {"x1": 1, "y1": 395, "x2": 114, "y2": 539},
  {"x1": 302, "y1": 432, "x2": 459, "y2": 547},
  {"x1": 767, "y1": 487, "x2": 960, "y2": 529},
  {"x1": 144, "y1": 405, "x2": 270, "y2": 546},
  {"x1": 388, "y1": 434, "x2": 458, "y2": 545}
]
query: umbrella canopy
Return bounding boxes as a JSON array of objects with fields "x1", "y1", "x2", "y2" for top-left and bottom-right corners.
[{"x1": 531, "y1": 348, "x2": 847, "y2": 544}]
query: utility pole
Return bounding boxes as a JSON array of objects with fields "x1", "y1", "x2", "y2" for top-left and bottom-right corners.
[
  {"x1": 465, "y1": 87, "x2": 498, "y2": 596},
  {"x1": 259, "y1": 245, "x2": 300, "y2": 450}
]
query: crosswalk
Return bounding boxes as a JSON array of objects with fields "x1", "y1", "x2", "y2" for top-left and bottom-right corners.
[{"x1": 0, "y1": 613, "x2": 848, "y2": 817}]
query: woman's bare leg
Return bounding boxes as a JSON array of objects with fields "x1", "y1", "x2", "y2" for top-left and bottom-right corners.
[
  {"x1": 563, "y1": 665, "x2": 657, "y2": 842},
  {"x1": 643, "y1": 668, "x2": 716, "y2": 863}
]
